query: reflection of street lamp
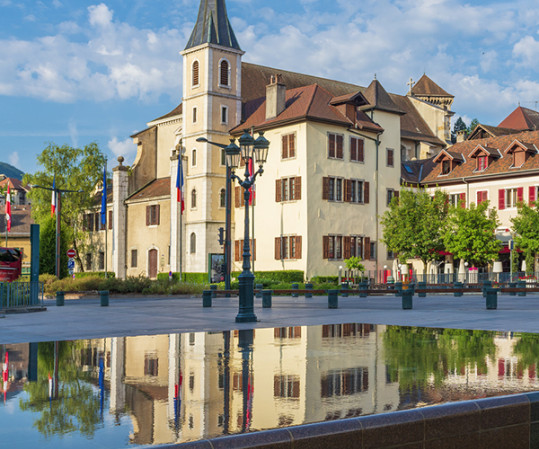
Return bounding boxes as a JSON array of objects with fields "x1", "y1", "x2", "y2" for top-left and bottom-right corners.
[
  {"x1": 226, "y1": 131, "x2": 269, "y2": 323},
  {"x1": 196, "y1": 137, "x2": 232, "y2": 292},
  {"x1": 31, "y1": 183, "x2": 83, "y2": 278}
]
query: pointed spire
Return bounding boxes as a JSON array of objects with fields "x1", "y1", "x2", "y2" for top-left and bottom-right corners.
[
  {"x1": 185, "y1": 0, "x2": 241, "y2": 51},
  {"x1": 363, "y1": 79, "x2": 405, "y2": 115}
]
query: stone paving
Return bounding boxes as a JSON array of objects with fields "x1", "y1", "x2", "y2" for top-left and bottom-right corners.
[{"x1": 1, "y1": 293, "x2": 539, "y2": 343}]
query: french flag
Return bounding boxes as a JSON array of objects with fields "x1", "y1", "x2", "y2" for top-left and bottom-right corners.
[
  {"x1": 5, "y1": 184, "x2": 11, "y2": 232},
  {"x1": 176, "y1": 157, "x2": 184, "y2": 214},
  {"x1": 51, "y1": 176, "x2": 56, "y2": 217}
]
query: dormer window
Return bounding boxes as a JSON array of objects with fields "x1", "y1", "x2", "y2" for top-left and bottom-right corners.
[
  {"x1": 477, "y1": 155, "x2": 488, "y2": 171},
  {"x1": 442, "y1": 160, "x2": 451, "y2": 175},
  {"x1": 433, "y1": 149, "x2": 463, "y2": 176},
  {"x1": 505, "y1": 140, "x2": 535, "y2": 168},
  {"x1": 468, "y1": 144, "x2": 499, "y2": 172}
]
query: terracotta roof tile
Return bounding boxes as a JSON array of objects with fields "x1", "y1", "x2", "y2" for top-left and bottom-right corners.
[
  {"x1": 419, "y1": 130, "x2": 539, "y2": 184},
  {"x1": 127, "y1": 177, "x2": 170, "y2": 201},
  {"x1": 363, "y1": 79, "x2": 405, "y2": 115},
  {"x1": 0, "y1": 205, "x2": 33, "y2": 235},
  {"x1": 0, "y1": 177, "x2": 27, "y2": 191},
  {"x1": 411, "y1": 74, "x2": 453, "y2": 98},
  {"x1": 150, "y1": 104, "x2": 183, "y2": 123},
  {"x1": 498, "y1": 106, "x2": 539, "y2": 131}
]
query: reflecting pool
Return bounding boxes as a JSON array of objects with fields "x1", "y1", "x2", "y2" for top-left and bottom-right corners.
[{"x1": 2, "y1": 324, "x2": 539, "y2": 447}]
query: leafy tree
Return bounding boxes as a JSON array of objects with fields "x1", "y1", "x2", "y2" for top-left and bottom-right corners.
[
  {"x1": 467, "y1": 118, "x2": 480, "y2": 134},
  {"x1": 443, "y1": 201, "x2": 501, "y2": 267},
  {"x1": 344, "y1": 256, "x2": 365, "y2": 283},
  {"x1": 381, "y1": 187, "x2": 448, "y2": 271},
  {"x1": 452, "y1": 117, "x2": 467, "y2": 135},
  {"x1": 39, "y1": 216, "x2": 68, "y2": 277},
  {"x1": 24, "y1": 143, "x2": 107, "y2": 273},
  {"x1": 511, "y1": 202, "x2": 539, "y2": 273}
]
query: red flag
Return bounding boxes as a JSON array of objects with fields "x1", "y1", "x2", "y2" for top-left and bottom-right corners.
[
  {"x1": 176, "y1": 158, "x2": 185, "y2": 214},
  {"x1": 248, "y1": 158, "x2": 255, "y2": 205},
  {"x1": 5, "y1": 185, "x2": 11, "y2": 232},
  {"x1": 51, "y1": 176, "x2": 56, "y2": 217}
]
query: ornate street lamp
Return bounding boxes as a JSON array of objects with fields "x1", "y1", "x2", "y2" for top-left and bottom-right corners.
[{"x1": 226, "y1": 131, "x2": 269, "y2": 322}]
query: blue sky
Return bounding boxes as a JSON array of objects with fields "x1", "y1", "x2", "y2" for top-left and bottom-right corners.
[{"x1": 1, "y1": 0, "x2": 538, "y2": 174}]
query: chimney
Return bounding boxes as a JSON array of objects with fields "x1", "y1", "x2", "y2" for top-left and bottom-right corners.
[
  {"x1": 456, "y1": 130, "x2": 467, "y2": 143},
  {"x1": 266, "y1": 74, "x2": 286, "y2": 120}
]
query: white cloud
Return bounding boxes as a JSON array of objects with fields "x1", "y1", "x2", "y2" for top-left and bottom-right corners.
[
  {"x1": 108, "y1": 137, "x2": 136, "y2": 158},
  {"x1": 88, "y1": 3, "x2": 113, "y2": 28},
  {"x1": 513, "y1": 36, "x2": 539, "y2": 67},
  {"x1": 8, "y1": 151, "x2": 19, "y2": 167}
]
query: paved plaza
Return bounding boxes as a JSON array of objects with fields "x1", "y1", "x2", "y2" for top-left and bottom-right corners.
[{"x1": 1, "y1": 292, "x2": 539, "y2": 343}]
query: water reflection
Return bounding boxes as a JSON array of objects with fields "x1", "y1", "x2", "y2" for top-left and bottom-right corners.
[{"x1": 2, "y1": 325, "x2": 539, "y2": 448}]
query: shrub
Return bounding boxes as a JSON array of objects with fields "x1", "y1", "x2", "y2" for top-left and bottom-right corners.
[
  {"x1": 233, "y1": 270, "x2": 304, "y2": 283},
  {"x1": 310, "y1": 276, "x2": 338, "y2": 284},
  {"x1": 75, "y1": 272, "x2": 115, "y2": 279},
  {"x1": 158, "y1": 272, "x2": 208, "y2": 283}
]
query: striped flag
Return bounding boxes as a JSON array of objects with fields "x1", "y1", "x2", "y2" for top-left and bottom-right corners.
[
  {"x1": 248, "y1": 157, "x2": 255, "y2": 205},
  {"x1": 5, "y1": 184, "x2": 11, "y2": 232},
  {"x1": 51, "y1": 175, "x2": 56, "y2": 217},
  {"x1": 176, "y1": 156, "x2": 185, "y2": 214},
  {"x1": 100, "y1": 164, "x2": 107, "y2": 226}
]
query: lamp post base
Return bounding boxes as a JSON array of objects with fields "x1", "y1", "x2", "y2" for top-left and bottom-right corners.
[{"x1": 235, "y1": 271, "x2": 258, "y2": 323}]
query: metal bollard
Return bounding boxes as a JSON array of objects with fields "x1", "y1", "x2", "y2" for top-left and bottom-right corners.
[
  {"x1": 255, "y1": 284, "x2": 263, "y2": 299},
  {"x1": 482, "y1": 280, "x2": 492, "y2": 297},
  {"x1": 517, "y1": 280, "x2": 526, "y2": 297},
  {"x1": 99, "y1": 290, "x2": 109, "y2": 307},
  {"x1": 485, "y1": 287, "x2": 497, "y2": 309},
  {"x1": 210, "y1": 284, "x2": 218, "y2": 299},
  {"x1": 359, "y1": 282, "x2": 368, "y2": 298},
  {"x1": 394, "y1": 281, "x2": 403, "y2": 297},
  {"x1": 341, "y1": 282, "x2": 349, "y2": 297},
  {"x1": 291, "y1": 283, "x2": 299, "y2": 298},
  {"x1": 328, "y1": 290, "x2": 339, "y2": 309},
  {"x1": 202, "y1": 290, "x2": 212, "y2": 308},
  {"x1": 402, "y1": 289, "x2": 413, "y2": 309},
  {"x1": 508, "y1": 282, "x2": 517, "y2": 296},
  {"x1": 262, "y1": 290, "x2": 272, "y2": 308},
  {"x1": 56, "y1": 291, "x2": 64, "y2": 307},
  {"x1": 305, "y1": 283, "x2": 313, "y2": 298},
  {"x1": 453, "y1": 282, "x2": 463, "y2": 297},
  {"x1": 417, "y1": 281, "x2": 426, "y2": 298}
]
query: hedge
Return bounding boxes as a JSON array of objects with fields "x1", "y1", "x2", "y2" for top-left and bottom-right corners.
[
  {"x1": 157, "y1": 272, "x2": 208, "y2": 283},
  {"x1": 310, "y1": 275, "x2": 338, "y2": 284},
  {"x1": 233, "y1": 270, "x2": 304, "y2": 283},
  {"x1": 75, "y1": 272, "x2": 115, "y2": 279}
]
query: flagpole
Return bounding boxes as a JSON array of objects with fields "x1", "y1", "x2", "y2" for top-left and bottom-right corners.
[{"x1": 104, "y1": 160, "x2": 108, "y2": 279}]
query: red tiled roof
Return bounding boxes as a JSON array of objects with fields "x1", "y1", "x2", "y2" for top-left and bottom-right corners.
[
  {"x1": 411, "y1": 74, "x2": 453, "y2": 98},
  {"x1": 466, "y1": 124, "x2": 521, "y2": 140},
  {"x1": 230, "y1": 84, "x2": 383, "y2": 134},
  {"x1": 0, "y1": 205, "x2": 33, "y2": 236},
  {"x1": 418, "y1": 130, "x2": 539, "y2": 184},
  {"x1": 363, "y1": 79, "x2": 405, "y2": 115},
  {"x1": 150, "y1": 103, "x2": 183, "y2": 123},
  {"x1": 127, "y1": 177, "x2": 170, "y2": 201},
  {"x1": 0, "y1": 177, "x2": 27, "y2": 191},
  {"x1": 498, "y1": 106, "x2": 539, "y2": 131}
]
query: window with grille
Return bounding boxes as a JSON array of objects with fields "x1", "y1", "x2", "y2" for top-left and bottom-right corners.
[
  {"x1": 328, "y1": 133, "x2": 344, "y2": 159},
  {"x1": 219, "y1": 59, "x2": 229, "y2": 86},
  {"x1": 192, "y1": 60, "x2": 199, "y2": 86}
]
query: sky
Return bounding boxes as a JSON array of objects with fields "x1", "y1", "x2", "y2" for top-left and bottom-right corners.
[{"x1": 1, "y1": 0, "x2": 539, "y2": 174}]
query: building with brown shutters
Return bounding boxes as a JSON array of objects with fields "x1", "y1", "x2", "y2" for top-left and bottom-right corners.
[{"x1": 83, "y1": 0, "x2": 457, "y2": 279}]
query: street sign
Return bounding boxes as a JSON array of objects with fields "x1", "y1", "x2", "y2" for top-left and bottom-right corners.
[
  {"x1": 67, "y1": 248, "x2": 77, "y2": 258},
  {"x1": 67, "y1": 258, "x2": 75, "y2": 269}
]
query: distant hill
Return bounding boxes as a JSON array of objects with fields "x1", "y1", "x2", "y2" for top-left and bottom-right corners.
[{"x1": 0, "y1": 162, "x2": 24, "y2": 180}]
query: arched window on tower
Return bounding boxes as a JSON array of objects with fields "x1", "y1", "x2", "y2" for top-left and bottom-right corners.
[
  {"x1": 219, "y1": 59, "x2": 229, "y2": 87},
  {"x1": 191, "y1": 189, "x2": 197, "y2": 209},
  {"x1": 190, "y1": 232, "x2": 196, "y2": 253},
  {"x1": 192, "y1": 60, "x2": 199, "y2": 87},
  {"x1": 219, "y1": 188, "x2": 226, "y2": 208}
]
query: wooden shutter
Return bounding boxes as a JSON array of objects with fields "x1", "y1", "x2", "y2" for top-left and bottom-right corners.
[
  {"x1": 364, "y1": 182, "x2": 370, "y2": 204},
  {"x1": 323, "y1": 236, "x2": 329, "y2": 259},
  {"x1": 252, "y1": 239, "x2": 256, "y2": 261},
  {"x1": 289, "y1": 135, "x2": 295, "y2": 158},
  {"x1": 146, "y1": 206, "x2": 150, "y2": 226},
  {"x1": 235, "y1": 240, "x2": 240, "y2": 262},
  {"x1": 498, "y1": 189, "x2": 505, "y2": 210},
  {"x1": 108, "y1": 210, "x2": 112, "y2": 229},
  {"x1": 156, "y1": 204, "x2": 160, "y2": 225},
  {"x1": 276, "y1": 179, "x2": 282, "y2": 202},
  {"x1": 530, "y1": 186, "x2": 537, "y2": 205},
  {"x1": 295, "y1": 236, "x2": 302, "y2": 259},
  {"x1": 275, "y1": 237, "x2": 281, "y2": 260},
  {"x1": 322, "y1": 177, "x2": 330, "y2": 200},
  {"x1": 336, "y1": 135, "x2": 344, "y2": 159},
  {"x1": 358, "y1": 139, "x2": 364, "y2": 162},
  {"x1": 517, "y1": 187, "x2": 524, "y2": 203},
  {"x1": 328, "y1": 134, "x2": 335, "y2": 158},
  {"x1": 364, "y1": 237, "x2": 371, "y2": 260},
  {"x1": 477, "y1": 191, "x2": 482, "y2": 204},
  {"x1": 345, "y1": 179, "x2": 352, "y2": 202},
  {"x1": 350, "y1": 138, "x2": 357, "y2": 161},
  {"x1": 235, "y1": 186, "x2": 240, "y2": 208},
  {"x1": 459, "y1": 193, "x2": 465, "y2": 208},
  {"x1": 387, "y1": 149, "x2": 394, "y2": 166},
  {"x1": 294, "y1": 177, "x2": 301, "y2": 200},
  {"x1": 282, "y1": 135, "x2": 288, "y2": 159},
  {"x1": 343, "y1": 236, "x2": 351, "y2": 259},
  {"x1": 394, "y1": 191, "x2": 400, "y2": 201}
]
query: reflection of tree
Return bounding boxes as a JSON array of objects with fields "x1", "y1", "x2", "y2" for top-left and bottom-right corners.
[
  {"x1": 384, "y1": 327, "x2": 496, "y2": 390},
  {"x1": 513, "y1": 333, "x2": 539, "y2": 368},
  {"x1": 19, "y1": 341, "x2": 101, "y2": 438}
]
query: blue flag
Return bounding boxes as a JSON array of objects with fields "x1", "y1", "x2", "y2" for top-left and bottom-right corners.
[{"x1": 101, "y1": 164, "x2": 107, "y2": 226}]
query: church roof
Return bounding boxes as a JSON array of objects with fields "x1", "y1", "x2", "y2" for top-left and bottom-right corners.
[
  {"x1": 411, "y1": 74, "x2": 453, "y2": 98},
  {"x1": 127, "y1": 177, "x2": 170, "y2": 202},
  {"x1": 498, "y1": 106, "x2": 539, "y2": 131},
  {"x1": 185, "y1": 0, "x2": 241, "y2": 51},
  {"x1": 362, "y1": 79, "x2": 405, "y2": 115},
  {"x1": 230, "y1": 84, "x2": 384, "y2": 134}
]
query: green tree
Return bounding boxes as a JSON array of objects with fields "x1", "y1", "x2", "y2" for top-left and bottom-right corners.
[
  {"x1": 381, "y1": 187, "x2": 448, "y2": 271},
  {"x1": 443, "y1": 201, "x2": 501, "y2": 267},
  {"x1": 511, "y1": 202, "x2": 539, "y2": 274},
  {"x1": 452, "y1": 116, "x2": 467, "y2": 135},
  {"x1": 467, "y1": 118, "x2": 480, "y2": 134},
  {"x1": 39, "y1": 216, "x2": 68, "y2": 277},
  {"x1": 344, "y1": 256, "x2": 365, "y2": 283},
  {"x1": 24, "y1": 143, "x2": 107, "y2": 273}
]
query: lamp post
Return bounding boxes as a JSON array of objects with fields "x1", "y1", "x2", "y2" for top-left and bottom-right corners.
[
  {"x1": 464, "y1": 261, "x2": 469, "y2": 284},
  {"x1": 31, "y1": 183, "x2": 83, "y2": 278},
  {"x1": 196, "y1": 137, "x2": 232, "y2": 292},
  {"x1": 225, "y1": 130, "x2": 269, "y2": 323}
]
